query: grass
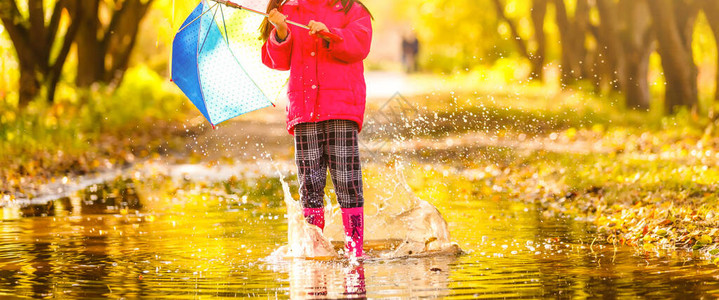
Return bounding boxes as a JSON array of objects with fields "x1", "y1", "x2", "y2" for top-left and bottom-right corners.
[{"x1": 0, "y1": 65, "x2": 191, "y2": 197}]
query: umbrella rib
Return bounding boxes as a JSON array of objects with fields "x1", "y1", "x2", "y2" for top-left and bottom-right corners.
[
  {"x1": 220, "y1": 5, "x2": 230, "y2": 44},
  {"x1": 198, "y1": 4, "x2": 221, "y2": 55},
  {"x1": 195, "y1": 2, "x2": 213, "y2": 125},
  {"x1": 177, "y1": 2, "x2": 219, "y2": 34}
]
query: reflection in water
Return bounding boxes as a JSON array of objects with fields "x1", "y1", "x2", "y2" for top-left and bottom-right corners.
[
  {"x1": 344, "y1": 263, "x2": 366, "y2": 297},
  {"x1": 280, "y1": 257, "x2": 455, "y2": 299},
  {"x1": 286, "y1": 260, "x2": 365, "y2": 299},
  {"x1": 1, "y1": 164, "x2": 719, "y2": 298},
  {"x1": 29, "y1": 219, "x2": 52, "y2": 298}
]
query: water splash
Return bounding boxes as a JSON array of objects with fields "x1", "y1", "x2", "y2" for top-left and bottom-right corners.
[
  {"x1": 324, "y1": 164, "x2": 462, "y2": 258},
  {"x1": 269, "y1": 163, "x2": 461, "y2": 260},
  {"x1": 268, "y1": 175, "x2": 338, "y2": 259}
]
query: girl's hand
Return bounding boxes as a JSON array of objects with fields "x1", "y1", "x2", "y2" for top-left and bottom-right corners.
[
  {"x1": 268, "y1": 9, "x2": 288, "y2": 40},
  {"x1": 308, "y1": 20, "x2": 330, "y2": 39}
]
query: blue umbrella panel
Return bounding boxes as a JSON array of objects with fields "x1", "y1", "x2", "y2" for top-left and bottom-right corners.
[{"x1": 172, "y1": 1, "x2": 273, "y2": 126}]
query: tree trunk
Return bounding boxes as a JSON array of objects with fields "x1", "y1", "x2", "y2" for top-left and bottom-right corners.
[
  {"x1": 624, "y1": 50, "x2": 652, "y2": 110},
  {"x1": 701, "y1": 0, "x2": 719, "y2": 100},
  {"x1": 491, "y1": 0, "x2": 530, "y2": 59},
  {"x1": 620, "y1": 0, "x2": 654, "y2": 110},
  {"x1": 71, "y1": 0, "x2": 104, "y2": 87},
  {"x1": 47, "y1": 0, "x2": 82, "y2": 103},
  {"x1": 491, "y1": 0, "x2": 546, "y2": 82},
  {"x1": 103, "y1": 0, "x2": 154, "y2": 86},
  {"x1": 73, "y1": 0, "x2": 154, "y2": 88},
  {"x1": 596, "y1": 0, "x2": 625, "y2": 91},
  {"x1": 553, "y1": 0, "x2": 586, "y2": 85},
  {"x1": 594, "y1": 0, "x2": 653, "y2": 109},
  {"x1": 573, "y1": 0, "x2": 591, "y2": 79},
  {"x1": 530, "y1": 0, "x2": 548, "y2": 81},
  {"x1": 1, "y1": 0, "x2": 37, "y2": 107},
  {"x1": 18, "y1": 61, "x2": 40, "y2": 108},
  {"x1": 1, "y1": 0, "x2": 81, "y2": 106},
  {"x1": 553, "y1": 0, "x2": 575, "y2": 84},
  {"x1": 649, "y1": 0, "x2": 699, "y2": 114}
]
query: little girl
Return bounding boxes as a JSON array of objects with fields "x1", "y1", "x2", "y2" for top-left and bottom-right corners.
[{"x1": 260, "y1": 0, "x2": 372, "y2": 258}]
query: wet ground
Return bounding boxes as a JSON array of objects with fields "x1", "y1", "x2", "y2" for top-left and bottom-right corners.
[
  {"x1": 2, "y1": 72, "x2": 719, "y2": 298},
  {"x1": 2, "y1": 162, "x2": 719, "y2": 299}
]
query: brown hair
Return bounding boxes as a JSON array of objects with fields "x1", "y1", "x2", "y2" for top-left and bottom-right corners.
[{"x1": 259, "y1": 0, "x2": 373, "y2": 41}]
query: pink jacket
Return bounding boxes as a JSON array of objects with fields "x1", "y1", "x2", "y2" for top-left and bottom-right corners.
[{"x1": 261, "y1": 0, "x2": 372, "y2": 134}]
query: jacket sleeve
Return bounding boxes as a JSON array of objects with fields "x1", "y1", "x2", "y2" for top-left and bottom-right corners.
[
  {"x1": 261, "y1": 27, "x2": 293, "y2": 71},
  {"x1": 327, "y1": 7, "x2": 372, "y2": 64}
]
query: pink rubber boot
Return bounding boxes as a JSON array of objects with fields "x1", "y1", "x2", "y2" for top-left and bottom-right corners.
[
  {"x1": 303, "y1": 208, "x2": 325, "y2": 231},
  {"x1": 341, "y1": 207, "x2": 364, "y2": 258}
]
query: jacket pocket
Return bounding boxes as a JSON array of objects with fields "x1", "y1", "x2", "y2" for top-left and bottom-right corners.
[{"x1": 319, "y1": 60, "x2": 350, "y2": 90}]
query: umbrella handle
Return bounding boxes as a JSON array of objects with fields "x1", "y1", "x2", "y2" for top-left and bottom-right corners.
[
  {"x1": 216, "y1": 0, "x2": 344, "y2": 42},
  {"x1": 286, "y1": 19, "x2": 343, "y2": 42},
  {"x1": 317, "y1": 30, "x2": 343, "y2": 43}
]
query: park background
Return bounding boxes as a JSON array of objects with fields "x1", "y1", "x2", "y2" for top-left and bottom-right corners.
[{"x1": 3, "y1": 0, "x2": 719, "y2": 298}]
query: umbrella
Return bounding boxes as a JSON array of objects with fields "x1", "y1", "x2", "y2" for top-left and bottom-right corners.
[
  {"x1": 171, "y1": 0, "x2": 343, "y2": 128},
  {"x1": 171, "y1": 0, "x2": 278, "y2": 127}
]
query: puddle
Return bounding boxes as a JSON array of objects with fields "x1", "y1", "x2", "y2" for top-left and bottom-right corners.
[{"x1": 1, "y1": 163, "x2": 719, "y2": 298}]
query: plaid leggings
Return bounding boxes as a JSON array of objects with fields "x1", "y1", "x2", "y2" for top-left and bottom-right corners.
[{"x1": 294, "y1": 119, "x2": 364, "y2": 209}]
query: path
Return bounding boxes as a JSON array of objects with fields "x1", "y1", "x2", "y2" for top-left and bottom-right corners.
[{"x1": 189, "y1": 71, "x2": 612, "y2": 163}]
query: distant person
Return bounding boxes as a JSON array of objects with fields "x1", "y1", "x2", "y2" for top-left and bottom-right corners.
[
  {"x1": 402, "y1": 32, "x2": 419, "y2": 73},
  {"x1": 260, "y1": 0, "x2": 373, "y2": 259}
]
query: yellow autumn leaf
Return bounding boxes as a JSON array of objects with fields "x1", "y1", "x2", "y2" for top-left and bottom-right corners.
[
  {"x1": 699, "y1": 235, "x2": 713, "y2": 245},
  {"x1": 643, "y1": 243, "x2": 656, "y2": 252}
]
